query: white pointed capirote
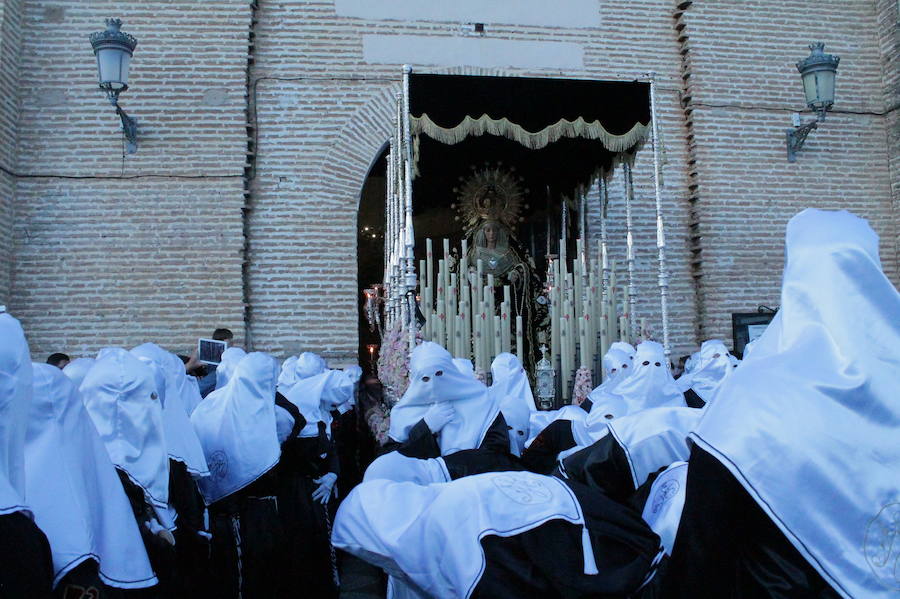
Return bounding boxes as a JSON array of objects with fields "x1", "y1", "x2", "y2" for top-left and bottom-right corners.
[{"x1": 690, "y1": 209, "x2": 900, "y2": 599}]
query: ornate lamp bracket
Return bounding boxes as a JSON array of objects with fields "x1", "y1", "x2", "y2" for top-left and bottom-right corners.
[
  {"x1": 116, "y1": 105, "x2": 138, "y2": 154},
  {"x1": 786, "y1": 117, "x2": 819, "y2": 163}
]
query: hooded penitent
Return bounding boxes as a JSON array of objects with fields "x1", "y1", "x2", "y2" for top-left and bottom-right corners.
[
  {"x1": 489, "y1": 353, "x2": 535, "y2": 457},
  {"x1": 690, "y1": 209, "x2": 900, "y2": 599},
  {"x1": 214, "y1": 347, "x2": 247, "y2": 391},
  {"x1": 282, "y1": 365, "x2": 355, "y2": 438},
  {"x1": 26, "y1": 364, "x2": 156, "y2": 589},
  {"x1": 682, "y1": 340, "x2": 733, "y2": 403},
  {"x1": 333, "y1": 471, "x2": 595, "y2": 599},
  {"x1": 191, "y1": 352, "x2": 280, "y2": 505},
  {"x1": 389, "y1": 342, "x2": 499, "y2": 455},
  {"x1": 131, "y1": 343, "x2": 210, "y2": 478},
  {"x1": 600, "y1": 341, "x2": 683, "y2": 415},
  {"x1": 0, "y1": 313, "x2": 31, "y2": 518},
  {"x1": 61, "y1": 357, "x2": 95, "y2": 390},
  {"x1": 81, "y1": 348, "x2": 169, "y2": 510}
]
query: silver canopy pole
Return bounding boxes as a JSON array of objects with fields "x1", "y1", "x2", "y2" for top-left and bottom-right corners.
[{"x1": 648, "y1": 72, "x2": 671, "y2": 358}]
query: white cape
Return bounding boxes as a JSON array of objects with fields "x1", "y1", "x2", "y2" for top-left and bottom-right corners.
[
  {"x1": 191, "y1": 352, "x2": 280, "y2": 505},
  {"x1": 363, "y1": 451, "x2": 450, "y2": 485},
  {"x1": 640, "y1": 461, "x2": 688, "y2": 556},
  {"x1": 27, "y1": 364, "x2": 156, "y2": 589},
  {"x1": 334, "y1": 472, "x2": 595, "y2": 599},
  {"x1": 81, "y1": 348, "x2": 169, "y2": 509},
  {"x1": 607, "y1": 406, "x2": 701, "y2": 489},
  {"x1": 0, "y1": 313, "x2": 31, "y2": 517},
  {"x1": 690, "y1": 209, "x2": 900, "y2": 599}
]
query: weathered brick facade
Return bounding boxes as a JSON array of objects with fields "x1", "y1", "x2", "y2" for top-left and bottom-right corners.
[{"x1": 0, "y1": 0, "x2": 896, "y2": 363}]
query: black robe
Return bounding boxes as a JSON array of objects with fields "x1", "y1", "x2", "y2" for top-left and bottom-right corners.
[
  {"x1": 520, "y1": 418, "x2": 577, "y2": 474},
  {"x1": 207, "y1": 470, "x2": 285, "y2": 599},
  {"x1": 472, "y1": 477, "x2": 661, "y2": 598},
  {"x1": 276, "y1": 421, "x2": 340, "y2": 599},
  {"x1": 559, "y1": 433, "x2": 636, "y2": 505},
  {"x1": 382, "y1": 411, "x2": 511, "y2": 462},
  {"x1": 115, "y1": 469, "x2": 176, "y2": 598},
  {"x1": 659, "y1": 445, "x2": 840, "y2": 598},
  {"x1": 0, "y1": 511, "x2": 53, "y2": 599},
  {"x1": 166, "y1": 460, "x2": 210, "y2": 598}
]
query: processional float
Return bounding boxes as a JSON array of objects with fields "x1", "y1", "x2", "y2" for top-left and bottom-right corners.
[{"x1": 366, "y1": 65, "x2": 671, "y2": 411}]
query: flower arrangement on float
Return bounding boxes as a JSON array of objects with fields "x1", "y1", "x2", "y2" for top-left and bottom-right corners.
[{"x1": 366, "y1": 320, "x2": 415, "y2": 445}]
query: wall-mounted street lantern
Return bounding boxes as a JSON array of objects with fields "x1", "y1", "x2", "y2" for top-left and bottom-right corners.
[
  {"x1": 89, "y1": 19, "x2": 138, "y2": 153},
  {"x1": 786, "y1": 43, "x2": 840, "y2": 162}
]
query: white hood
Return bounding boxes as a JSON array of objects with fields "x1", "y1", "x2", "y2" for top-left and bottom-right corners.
[
  {"x1": 81, "y1": 348, "x2": 169, "y2": 509},
  {"x1": 131, "y1": 343, "x2": 210, "y2": 478},
  {"x1": 489, "y1": 353, "x2": 535, "y2": 456},
  {"x1": 27, "y1": 364, "x2": 156, "y2": 589},
  {"x1": 607, "y1": 406, "x2": 702, "y2": 489},
  {"x1": 685, "y1": 339, "x2": 733, "y2": 403},
  {"x1": 191, "y1": 352, "x2": 280, "y2": 505},
  {"x1": 295, "y1": 352, "x2": 327, "y2": 379},
  {"x1": 215, "y1": 347, "x2": 247, "y2": 391},
  {"x1": 690, "y1": 209, "x2": 900, "y2": 599},
  {"x1": 277, "y1": 355, "x2": 298, "y2": 389},
  {"x1": 62, "y1": 357, "x2": 96, "y2": 390},
  {"x1": 0, "y1": 313, "x2": 32, "y2": 517},
  {"x1": 389, "y1": 342, "x2": 499, "y2": 456}
]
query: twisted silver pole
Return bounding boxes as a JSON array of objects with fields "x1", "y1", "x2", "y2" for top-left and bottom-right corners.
[
  {"x1": 622, "y1": 162, "x2": 638, "y2": 343},
  {"x1": 599, "y1": 176, "x2": 610, "y2": 355},
  {"x1": 402, "y1": 65, "x2": 417, "y2": 354},
  {"x1": 648, "y1": 72, "x2": 671, "y2": 358}
]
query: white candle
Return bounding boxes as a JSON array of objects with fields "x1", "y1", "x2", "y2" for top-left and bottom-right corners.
[{"x1": 515, "y1": 315, "x2": 524, "y2": 358}]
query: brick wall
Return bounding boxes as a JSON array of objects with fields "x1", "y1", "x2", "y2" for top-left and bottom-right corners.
[
  {"x1": 676, "y1": 0, "x2": 898, "y2": 342},
  {"x1": 875, "y1": 0, "x2": 899, "y2": 267},
  {"x1": 3, "y1": 0, "x2": 897, "y2": 363},
  {"x1": 8, "y1": 1, "x2": 250, "y2": 358},
  {"x1": 0, "y1": 0, "x2": 22, "y2": 306}
]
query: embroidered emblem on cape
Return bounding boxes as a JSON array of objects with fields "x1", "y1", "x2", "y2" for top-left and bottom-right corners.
[
  {"x1": 864, "y1": 502, "x2": 900, "y2": 590},
  {"x1": 209, "y1": 450, "x2": 229, "y2": 480},
  {"x1": 492, "y1": 474, "x2": 553, "y2": 505},
  {"x1": 650, "y1": 479, "x2": 680, "y2": 515}
]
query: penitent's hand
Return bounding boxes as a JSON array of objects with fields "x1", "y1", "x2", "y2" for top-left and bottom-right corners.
[
  {"x1": 423, "y1": 402, "x2": 455, "y2": 433},
  {"x1": 311, "y1": 472, "x2": 338, "y2": 504}
]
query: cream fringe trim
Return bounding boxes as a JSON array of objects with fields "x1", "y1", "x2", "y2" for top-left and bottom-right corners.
[{"x1": 410, "y1": 113, "x2": 649, "y2": 153}]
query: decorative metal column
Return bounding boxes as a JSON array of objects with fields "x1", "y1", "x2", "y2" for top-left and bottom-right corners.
[
  {"x1": 598, "y1": 175, "x2": 610, "y2": 356},
  {"x1": 401, "y1": 65, "x2": 417, "y2": 354},
  {"x1": 622, "y1": 162, "x2": 638, "y2": 342},
  {"x1": 648, "y1": 72, "x2": 672, "y2": 358}
]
